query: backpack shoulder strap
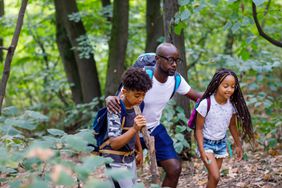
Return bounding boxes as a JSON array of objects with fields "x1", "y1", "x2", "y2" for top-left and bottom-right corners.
[
  {"x1": 144, "y1": 66, "x2": 155, "y2": 79},
  {"x1": 170, "y1": 72, "x2": 181, "y2": 99}
]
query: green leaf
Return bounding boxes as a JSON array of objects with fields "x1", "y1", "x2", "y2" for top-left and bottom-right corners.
[
  {"x1": 182, "y1": 139, "x2": 190, "y2": 148},
  {"x1": 175, "y1": 125, "x2": 186, "y2": 133},
  {"x1": 2, "y1": 106, "x2": 19, "y2": 116},
  {"x1": 63, "y1": 135, "x2": 89, "y2": 152},
  {"x1": 24, "y1": 110, "x2": 49, "y2": 122},
  {"x1": 56, "y1": 171, "x2": 75, "y2": 186},
  {"x1": 22, "y1": 157, "x2": 42, "y2": 171},
  {"x1": 175, "y1": 133, "x2": 185, "y2": 142},
  {"x1": 174, "y1": 142, "x2": 183, "y2": 153},
  {"x1": 30, "y1": 179, "x2": 49, "y2": 188},
  {"x1": 178, "y1": 0, "x2": 190, "y2": 6},
  {"x1": 5, "y1": 119, "x2": 37, "y2": 131},
  {"x1": 74, "y1": 165, "x2": 90, "y2": 181},
  {"x1": 174, "y1": 22, "x2": 186, "y2": 35},
  {"x1": 0, "y1": 124, "x2": 21, "y2": 135},
  {"x1": 9, "y1": 180, "x2": 21, "y2": 188},
  {"x1": 81, "y1": 156, "x2": 112, "y2": 171},
  {"x1": 47, "y1": 129, "x2": 65, "y2": 136},
  {"x1": 180, "y1": 10, "x2": 191, "y2": 21},
  {"x1": 76, "y1": 129, "x2": 96, "y2": 145},
  {"x1": 0, "y1": 167, "x2": 17, "y2": 174},
  {"x1": 246, "y1": 35, "x2": 256, "y2": 44},
  {"x1": 253, "y1": 0, "x2": 266, "y2": 6},
  {"x1": 74, "y1": 156, "x2": 112, "y2": 181},
  {"x1": 223, "y1": 21, "x2": 232, "y2": 31},
  {"x1": 231, "y1": 22, "x2": 241, "y2": 33},
  {"x1": 240, "y1": 50, "x2": 250, "y2": 61}
]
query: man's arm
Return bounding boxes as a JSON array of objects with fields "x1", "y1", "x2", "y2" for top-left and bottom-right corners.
[{"x1": 184, "y1": 88, "x2": 202, "y2": 102}]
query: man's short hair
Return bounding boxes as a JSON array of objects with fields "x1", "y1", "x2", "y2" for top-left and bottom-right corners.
[{"x1": 121, "y1": 67, "x2": 152, "y2": 92}]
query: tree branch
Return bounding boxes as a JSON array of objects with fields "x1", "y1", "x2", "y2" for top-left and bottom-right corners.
[
  {"x1": 252, "y1": 2, "x2": 282, "y2": 48},
  {"x1": 0, "y1": 0, "x2": 29, "y2": 113}
]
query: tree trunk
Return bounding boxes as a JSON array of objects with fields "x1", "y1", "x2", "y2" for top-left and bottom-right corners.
[
  {"x1": 163, "y1": 0, "x2": 190, "y2": 116},
  {"x1": 163, "y1": 0, "x2": 192, "y2": 159},
  {"x1": 55, "y1": 0, "x2": 101, "y2": 103},
  {"x1": 101, "y1": 0, "x2": 111, "y2": 22},
  {"x1": 0, "y1": 0, "x2": 28, "y2": 113},
  {"x1": 224, "y1": 30, "x2": 234, "y2": 56},
  {"x1": 145, "y1": 0, "x2": 163, "y2": 52},
  {"x1": 105, "y1": 0, "x2": 129, "y2": 96},
  {"x1": 54, "y1": 0, "x2": 83, "y2": 104},
  {"x1": 0, "y1": 0, "x2": 4, "y2": 63}
]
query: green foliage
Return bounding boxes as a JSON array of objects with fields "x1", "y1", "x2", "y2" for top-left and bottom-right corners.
[
  {"x1": 161, "y1": 100, "x2": 190, "y2": 154},
  {"x1": 0, "y1": 2, "x2": 281, "y2": 187},
  {"x1": 62, "y1": 97, "x2": 101, "y2": 129},
  {"x1": 0, "y1": 109, "x2": 110, "y2": 186}
]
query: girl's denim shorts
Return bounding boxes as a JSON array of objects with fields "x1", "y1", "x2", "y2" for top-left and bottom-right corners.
[{"x1": 197, "y1": 137, "x2": 228, "y2": 159}]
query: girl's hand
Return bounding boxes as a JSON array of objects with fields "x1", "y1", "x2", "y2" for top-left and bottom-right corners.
[
  {"x1": 235, "y1": 146, "x2": 243, "y2": 161},
  {"x1": 200, "y1": 152, "x2": 211, "y2": 164},
  {"x1": 136, "y1": 150, "x2": 143, "y2": 168}
]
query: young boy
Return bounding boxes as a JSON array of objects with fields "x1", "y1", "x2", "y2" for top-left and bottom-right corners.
[{"x1": 101, "y1": 67, "x2": 152, "y2": 188}]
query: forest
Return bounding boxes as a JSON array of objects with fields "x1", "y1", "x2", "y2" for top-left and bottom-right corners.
[{"x1": 0, "y1": 0, "x2": 281, "y2": 187}]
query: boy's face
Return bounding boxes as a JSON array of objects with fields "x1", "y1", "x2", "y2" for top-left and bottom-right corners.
[{"x1": 122, "y1": 89, "x2": 146, "y2": 107}]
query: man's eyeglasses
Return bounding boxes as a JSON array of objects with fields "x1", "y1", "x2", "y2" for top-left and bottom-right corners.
[{"x1": 158, "y1": 55, "x2": 182, "y2": 65}]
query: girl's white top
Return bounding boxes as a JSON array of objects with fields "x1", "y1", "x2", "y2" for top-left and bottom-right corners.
[{"x1": 196, "y1": 94, "x2": 236, "y2": 140}]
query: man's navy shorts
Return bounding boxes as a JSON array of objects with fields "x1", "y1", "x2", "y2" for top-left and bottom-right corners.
[{"x1": 140, "y1": 124, "x2": 178, "y2": 162}]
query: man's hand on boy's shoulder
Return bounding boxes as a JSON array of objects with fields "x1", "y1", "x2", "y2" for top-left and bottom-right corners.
[{"x1": 106, "y1": 96, "x2": 121, "y2": 114}]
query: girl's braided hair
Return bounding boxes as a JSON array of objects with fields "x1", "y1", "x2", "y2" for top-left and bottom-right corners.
[{"x1": 201, "y1": 68, "x2": 254, "y2": 141}]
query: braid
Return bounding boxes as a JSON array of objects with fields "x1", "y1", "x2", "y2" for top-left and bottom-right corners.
[{"x1": 201, "y1": 68, "x2": 254, "y2": 141}]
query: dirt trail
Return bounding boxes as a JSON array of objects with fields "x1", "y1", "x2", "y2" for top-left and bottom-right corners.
[{"x1": 139, "y1": 150, "x2": 282, "y2": 188}]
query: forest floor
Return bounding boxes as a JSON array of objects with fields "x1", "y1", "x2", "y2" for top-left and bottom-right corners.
[{"x1": 138, "y1": 146, "x2": 282, "y2": 188}]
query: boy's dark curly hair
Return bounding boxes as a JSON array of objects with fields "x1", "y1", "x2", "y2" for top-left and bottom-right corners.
[{"x1": 121, "y1": 67, "x2": 152, "y2": 92}]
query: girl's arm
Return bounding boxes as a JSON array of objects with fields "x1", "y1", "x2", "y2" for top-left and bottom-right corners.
[
  {"x1": 109, "y1": 115, "x2": 146, "y2": 150},
  {"x1": 229, "y1": 114, "x2": 243, "y2": 160},
  {"x1": 195, "y1": 112, "x2": 209, "y2": 164}
]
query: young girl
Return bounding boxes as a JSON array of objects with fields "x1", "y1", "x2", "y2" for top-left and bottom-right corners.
[{"x1": 195, "y1": 68, "x2": 254, "y2": 188}]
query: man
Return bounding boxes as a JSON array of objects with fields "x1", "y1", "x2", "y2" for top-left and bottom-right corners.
[{"x1": 106, "y1": 43, "x2": 201, "y2": 188}]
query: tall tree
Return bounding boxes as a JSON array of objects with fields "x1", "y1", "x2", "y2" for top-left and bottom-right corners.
[
  {"x1": 145, "y1": 0, "x2": 163, "y2": 52},
  {"x1": 54, "y1": 0, "x2": 101, "y2": 103},
  {"x1": 224, "y1": 30, "x2": 234, "y2": 56},
  {"x1": 163, "y1": 0, "x2": 190, "y2": 116},
  {"x1": 54, "y1": 0, "x2": 83, "y2": 104},
  {"x1": 105, "y1": 0, "x2": 129, "y2": 96},
  {"x1": 0, "y1": 0, "x2": 4, "y2": 63},
  {"x1": 0, "y1": 0, "x2": 28, "y2": 113}
]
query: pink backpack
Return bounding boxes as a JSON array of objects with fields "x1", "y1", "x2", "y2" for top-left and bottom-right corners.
[{"x1": 187, "y1": 97, "x2": 211, "y2": 129}]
